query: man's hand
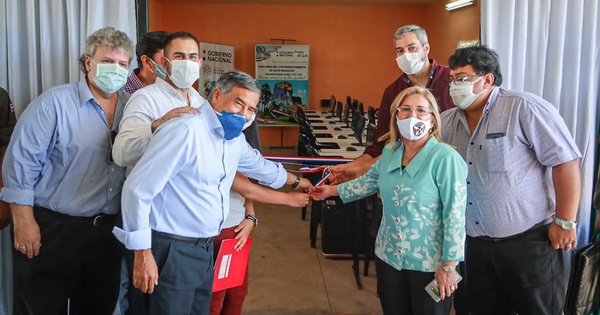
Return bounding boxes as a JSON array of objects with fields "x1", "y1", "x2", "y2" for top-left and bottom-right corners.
[
  {"x1": 548, "y1": 223, "x2": 577, "y2": 251},
  {"x1": 233, "y1": 220, "x2": 254, "y2": 251},
  {"x1": 11, "y1": 205, "x2": 41, "y2": 258},
  {"x1": 329, "y1": 163, "x2": 364, "y2": 185},
  {"x1": 285, "y1": 192, "x2": 310, "y2": 208},
  {"x1": 133, "y1": 249, "x2": 159, "y2": 294},
  {"x1": 296, "y1": 177, "x2": 314, "y2": 192},
  {"x1": 151, "y1": 107, "x2": 198, "y2": 133}
]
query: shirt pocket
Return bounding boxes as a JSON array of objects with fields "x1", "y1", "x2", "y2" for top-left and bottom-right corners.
[{"x1": 482, "y1": 137, "x2": 509, "y2": 172}]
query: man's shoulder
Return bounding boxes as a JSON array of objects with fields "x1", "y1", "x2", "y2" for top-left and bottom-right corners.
[
  {"x1": 440, "y1": 107, "x2": 459, "y2": 121},
  {"x1": 384, "y1": 75, "x2": 406, "y2": 93}
]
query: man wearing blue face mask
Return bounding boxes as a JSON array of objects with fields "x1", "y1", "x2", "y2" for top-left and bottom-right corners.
[
  {"x1": 1, "y1": 27, "x2": 133, "y2": 315},
  {"x1": 123, "y1": 30, "x2": 170, "y2": 95},
  {"x1": 113, "y1": 70, "x2": 313, "y2": 314}
]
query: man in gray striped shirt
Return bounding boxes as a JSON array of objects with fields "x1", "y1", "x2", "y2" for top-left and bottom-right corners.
[{"x1": 441, "y1": 45, "x2": 581, "y2": 315}]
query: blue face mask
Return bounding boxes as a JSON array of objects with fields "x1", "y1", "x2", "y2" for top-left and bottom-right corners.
[{"x1": 216, "y1": 111, "x2": 246, "y2": 140}]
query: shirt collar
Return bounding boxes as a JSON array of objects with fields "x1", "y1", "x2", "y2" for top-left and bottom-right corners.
[
  {"x1": 387, "y1": 136, "x2": 439, "y2": 176},
  {"x1": 77, "y1": 77, "x2": 95, "y2": 106},
  {"x1": 199, "y1": 99, "x2": 224, "y2": 136},
  {"x1": 154, "y1": 77, "x2": 205, "y2": 105}
]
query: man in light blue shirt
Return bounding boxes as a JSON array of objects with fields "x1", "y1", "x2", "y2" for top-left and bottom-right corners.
[
  {"x1": 441, "y1": 45, "x2": 581, "y2": 315},
  {"x1": 113, "y1": 70, "x2": 312, "y2": 314},
  {"x1": 1, "y1": 27, "x2": 133, "y2": 315}
]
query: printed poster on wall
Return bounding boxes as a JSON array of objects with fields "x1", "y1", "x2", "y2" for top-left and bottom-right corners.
[
  {"x1": 199, "y1": 42, "x2": 235, "y2": 98},
  {"x1": 255, "y1": 44, "x2": 309, "y2": 124}
]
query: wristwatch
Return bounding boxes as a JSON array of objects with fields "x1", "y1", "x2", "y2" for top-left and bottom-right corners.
[
  {"x1": 441, "y1": 265, "x2": 455, "y2": 272},
  {"x1": 554, "y1": 217, "x2": 577, "y2": 230}
]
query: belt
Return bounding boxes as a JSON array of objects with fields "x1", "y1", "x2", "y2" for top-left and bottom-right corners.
[
  {"x1": 152, "y1": 230, "x2": 215, "y2": 245},
  {"x1": 35, "y1": 206, "x2": 117, "y2": 227},
  {"x1": 473, "y1": 221, "x2": 550, "y2": 242}
]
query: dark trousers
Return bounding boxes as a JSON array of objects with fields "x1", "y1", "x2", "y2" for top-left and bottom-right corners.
[
  {"x1": 466, "y1": 224, "x2": 565, "y2": 315},
  {"x1": 149, "y1": 232, "x2": 214, "y2": 315},
  {"x1": 210, "y1": 226, "x2": 249, "y2": 315},
  {"x1": 376, "y1": 257, "x2": 453, "y2": 315},
  {"x1": 12, "y1": 207, "x2": 122, "y2": 315}
]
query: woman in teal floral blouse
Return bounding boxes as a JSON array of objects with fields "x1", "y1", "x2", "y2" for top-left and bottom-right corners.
[{"x1": 312, "y1": 86, "x2": 467, "y2": 315}]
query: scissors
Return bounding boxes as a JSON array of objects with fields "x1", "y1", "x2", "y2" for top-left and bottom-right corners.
[{"x1": 314, "y1": 168, "x2": 332, "y2": 187}]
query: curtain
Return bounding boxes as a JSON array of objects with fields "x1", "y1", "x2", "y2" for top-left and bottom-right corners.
[
  {"x1": 0, "y1": 1, "x2": 137, "y2": 314},
  {"x1": 481, "y1": 0, "x2": 599, "y2": 255}
]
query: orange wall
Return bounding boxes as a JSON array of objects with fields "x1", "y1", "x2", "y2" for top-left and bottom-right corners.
[
  {"x1": 150, "y1": 1, "x2": 480, "y2": 110},
  {"x1": 149, "y1": 0, "x2": 480, "y2": 146},
  {"x1": 426, "y1": 0, "x2": 481, "y2": 65}
]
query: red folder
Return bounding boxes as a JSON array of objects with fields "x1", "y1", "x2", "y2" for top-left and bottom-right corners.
[{"x1": 212, "y1": 237, "x2": 252, "y2": 292}]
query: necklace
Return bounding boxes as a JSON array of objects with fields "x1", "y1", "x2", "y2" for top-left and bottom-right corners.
[{"x1": 402, "y1": 152, "x2": 416, "y2": 165}]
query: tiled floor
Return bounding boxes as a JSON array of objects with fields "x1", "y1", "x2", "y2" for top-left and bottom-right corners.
[
  {"x1": 243, "y1": 147, "x2": 382, "y2": 314},
  {"x1": 243, "y1": 198, "x2": 381, "y2": 315}
]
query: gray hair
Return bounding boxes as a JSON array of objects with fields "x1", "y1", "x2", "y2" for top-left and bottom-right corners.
[
  {"x1": 393, "y1": 24, "x2": 428, "y2": 45},
  {"x1": 211, "y1": 70, "x2": 261, "y2": 99},
  {"x1": 78, "y1": 27, "x2": 134, "y2": 75}
]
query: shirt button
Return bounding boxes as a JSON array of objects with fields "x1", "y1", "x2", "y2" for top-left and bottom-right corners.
[
  {"x1": 468, "y1": 202, "x2": 472, "y2": 205},
  {"x1": 109, "y1": 188, "x2": 113, "y2": 192},
  {"x1": 394, "y1": 200, "x2": 399, "y2": 206},
  {"x1": 470, "y1": 142, "x2": 474, "y2": 145},
  {"x1": 111, "y1": 167, "x2": 114, "y2": 172},
  {"x1": 469, "y1": 162, "x2": 472, "y2": 165},
  {"x1": 475, "y1": 221, "x2": 479, "y2": 225},
  {"x1": 467, "y1": 181, "x2": 470, "y2": 185}
]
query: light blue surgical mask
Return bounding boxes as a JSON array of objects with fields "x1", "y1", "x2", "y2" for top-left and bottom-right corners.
[
  {"x1": 215, "y1": 111, "x2": 246, "y2": 140},
  {"x1": 149, "y1": 58, "x2": 167, "y2": 80},
  {"x1": 91, "y1": 60, "x2": 128, "y2": 93}
]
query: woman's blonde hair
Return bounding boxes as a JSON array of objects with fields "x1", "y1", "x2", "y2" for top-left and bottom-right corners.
[{"x1": 378, "y1": 86, "x2": 442, "y2": 146}]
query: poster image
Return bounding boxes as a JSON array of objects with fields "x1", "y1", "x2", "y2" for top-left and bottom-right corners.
[
  {"x1": 255, "y1": 44, "x2": 309, "y2": 124},
  {"x1": 199, "y1": 42, "x2": 235, "y2": 98}
]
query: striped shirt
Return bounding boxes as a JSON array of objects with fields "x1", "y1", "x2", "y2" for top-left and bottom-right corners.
[{"x1": 441, "y1": 87, "x2": 581, "y2": 238}]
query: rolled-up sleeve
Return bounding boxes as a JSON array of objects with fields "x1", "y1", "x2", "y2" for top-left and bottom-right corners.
[
  {"x1": 237, "y1": 140, "x2": 287, "y2": 189},
  {"x1": 1, "y1": 97, "x2": 56, "y2": 206}
]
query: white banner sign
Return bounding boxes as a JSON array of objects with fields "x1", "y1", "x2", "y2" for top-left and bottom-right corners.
[
  {"x1": 255, "y1": 44, "x2": 309, "y2": 124},
  {"x1": 199, "y1": 42, "x2": 235, "y2": 98}
]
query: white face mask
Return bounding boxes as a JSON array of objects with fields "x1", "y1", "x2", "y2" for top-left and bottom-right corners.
[
  {"x1": 167, "y1": 59, "x2": 200, "y2": 89},
  {"x1": 242, "y1": 112, "x2": 256, "y2": 131},
  {"x1": 395, "y1": 52, "x2": 425, "y2": 75},
  {"x1": 449, "y1": 77, "x2": 486, "y2": 110},
  {"x1": 396, "y1": 116, "x2": 431, "y2": 141}
]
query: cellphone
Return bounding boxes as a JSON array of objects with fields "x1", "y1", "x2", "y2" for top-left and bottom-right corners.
[{"x1": 425, "y1": 270, "x2": 462, "y2": 302}]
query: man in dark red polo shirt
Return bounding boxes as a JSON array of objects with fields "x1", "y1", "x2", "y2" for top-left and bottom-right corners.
[{"x1": 330, "y1": 24, "x2": 453, "y2": 183}]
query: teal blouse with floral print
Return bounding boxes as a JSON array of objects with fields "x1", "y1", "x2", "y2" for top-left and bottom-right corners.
[{"x1": 337, "y1": 137, "x2": 467, "y2": 272}]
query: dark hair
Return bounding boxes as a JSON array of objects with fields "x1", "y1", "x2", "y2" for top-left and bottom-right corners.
[
  {"x1": 210, "y1": 71, "x2": 260, "y2": 99},
  {"x1": 448, "y1": 45, "x2": 503, "y2": 86},
  {"x1": 164, "y1": 31, "x2": 199, "y2": 55},
  {"x1": 135, "y1": 31, "x2": 170, "y2": 68}
]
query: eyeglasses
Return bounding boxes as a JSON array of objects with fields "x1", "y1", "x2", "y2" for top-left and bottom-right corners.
[
  {"x1": 445, "y1": 73, "x2": 484, "y2": 86},
  {"x1": 397, "y1": 106, "x2": 431, "y2": 117}
]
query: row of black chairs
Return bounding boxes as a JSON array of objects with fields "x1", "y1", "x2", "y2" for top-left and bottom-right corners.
[{"x1": 297, "y1": 95, "x2": 381, "y2": 289}]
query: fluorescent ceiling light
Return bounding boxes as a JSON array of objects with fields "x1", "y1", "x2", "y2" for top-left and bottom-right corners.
[{"x1": 445, "y1": 0, "x2": 475, "y2": 11}]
